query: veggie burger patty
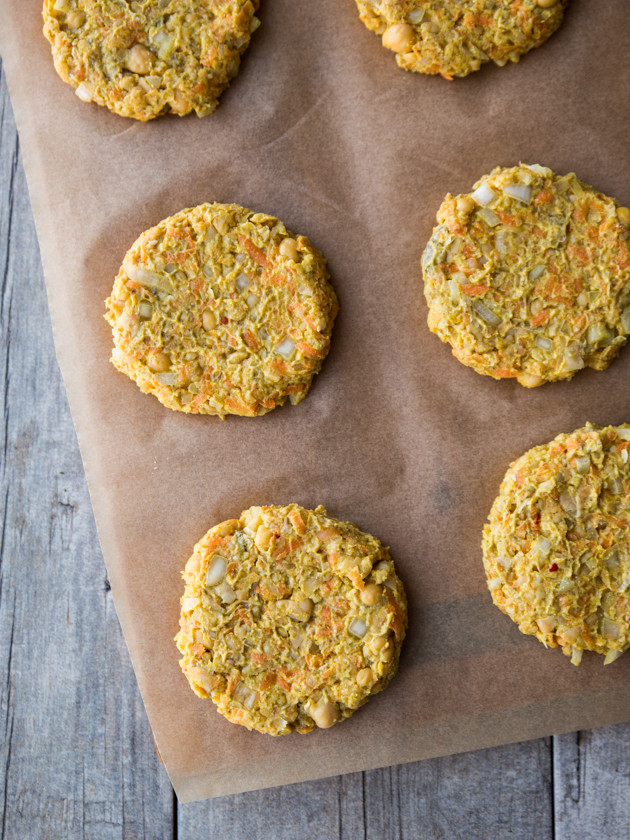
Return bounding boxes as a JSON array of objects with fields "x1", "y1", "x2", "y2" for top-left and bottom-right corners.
[
  {"x1": 422, "y1": 164, "x2": 630, "y2": 386},
  {"x1": 353, "y1": 0, "x2": 568, "y2": 79},
  {"x1": 105, "y1": 203, "x2": 338, "y2": 417},
  {"x1": 483, "y1": 424, "x2": 630, "y2": 665},
  {"x1": 42, "y1": 0, "x2": 260, "y2": 120},
  {"x1": 176, "y1": 504, "x2": 407, "y2": 734}
]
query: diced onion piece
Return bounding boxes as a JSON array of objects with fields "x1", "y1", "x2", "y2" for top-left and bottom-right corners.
[
  {"x1": 181, "y1": 597, "x2": 199, "y2": 612},
  {"x1": 564, "y1": 349, "x2": 584, "y2": 371},
  {"x1": 604, "y1": 549, "x2": 620, "y2": 570},
  {"x1": 407, "y1": 8, "x2": 425, "y2": 23},
  {"x1": 137, "y1": 302, "x2": 153, "y2": 320},
  {"x1": 609, "y1": 477, "x2": 624, "y2": 495},
  {"x1": 349, "y1": 617, "x2": 368, "y2": 638},
  {"x1": 75, "y1": 82, "x2": 93, "y2": 102},
  {"x1": 155, "y1": 372, "x2": 177, "y2": 385},
  {"x1": 233, "y1": 682, "x2": 257, "y2": 709},
  {"x1": 528, "y1": 264, "x2": 545, "y2": 281},
  {"x1": 570, "y1": 647, "x2": 583, "y2": 666},
  {"x1": 153, "y1": 29, "x2": 175, "y2": 60},
  {"x1": 559, "y1": 491, "x2": 577, "y2": 514},
  {"x1": 576, "y1": 456, "x2": 590, "y2": 474},
  {"x1": 275, "y1": 336, "x2": 296, "y2": 360},
  {"x1": 494, "y1": 230, "x2": 510, "y2": 256},
  {"x1": 587, "y1": 323, "x2": 613, "y2": 347},
  {"x1": 235, "y1": 273, "x2": 251, "y2": 291},
  {"x1": 620, "y1": 307, "x2": 630, "y2": 334},
  {"x1": 205, "y1": 555, "x2": 227, "y2": 586},
  {"x1": 561, "y1": 626, "x2": 580, "y2": 643},
  {"x1": 214, "y1": 582, "x2": 236, "y2": 604},
  {"x1": 526, "y1": 164, "x2": 553, "y2": 177},
  {"x1": 246, "y1": 292, "x2": 259, "y2": 309},
  {"x1": 471, "y1": 183, "x2": 496, "y2": 207},
  {"x1": 503, "y1": 184, "x2": 532, "y2": 203},
  {"x1": 535, "y1": 336, "x2": 553, "y2": 351},
  {"x1": 472, "y1": 300, "x2": 501, "y2": 327},
  {"x1": 602, "y1": 617, "x2": 620, "y2": 639},
  {"x1": 536, "y1": 616, "x2": 556, "y2": 634},
  {"x1": 534, "y1": 537, "x2": 551, "y2": 559},
  {"x1": 124, "y1": 259, "x2": 173, "y2": 294},
  {"x1": 615, "y1": 426, "x2": 630, "y2": 441},
  {"x1": 487, "y1": 577, "x2": 502, "y2": 592},
  {"x1": 604, "y1": 649, "x2": 624, "y2": 665},
  {"x1": 478, "y1": 208, "x2": 501, "y2": 227}
]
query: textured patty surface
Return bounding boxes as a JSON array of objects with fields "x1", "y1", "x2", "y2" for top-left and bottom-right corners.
[
  {"x1": 483, "y1": 424, "x2": 630, "y2": 665},
  {"x1": 353, "y1": 0, "x2": 567, "y2": 78},
  {"x1": 105, "y1": 203, "x2": 338, "y2": 417},
  {"x1": 43, "y1": 0, "x2": 260, "y2": 120},
  {"x1": 176, "y1": 504, "x2": 407, "y2": 734},
  {"x1": 422, "y1": 164, "x2": 630, "y2": 386}
]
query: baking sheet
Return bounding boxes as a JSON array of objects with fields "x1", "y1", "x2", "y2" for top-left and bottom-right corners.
[{"x1": 2, "y1": 0, "x2": 630, "y2": 802}]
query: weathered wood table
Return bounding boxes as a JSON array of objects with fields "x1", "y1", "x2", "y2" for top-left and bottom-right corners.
[{"x1": 1, "y1": 57, "x2": 629, "y2": 838}]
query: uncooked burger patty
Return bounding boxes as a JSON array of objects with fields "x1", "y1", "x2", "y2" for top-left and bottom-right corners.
[
  {"x1": 105, "y1": 203, "x2": 338, "y2": 417},
  {"x1": 482, "y1": 424, "x2": 630, "y2": 665},
  {"x1": 422, "y1": 164, "x2": 630, "y2": 386},
  {"x1": 42, "y1": 0, "x2": 260, "y2": 120},
  {"x1": 353, "y1": 0, "x2": 568, "y2": 79},
  {"x1": 176, "y1": 504, "x2": 407, "y2": 734}
]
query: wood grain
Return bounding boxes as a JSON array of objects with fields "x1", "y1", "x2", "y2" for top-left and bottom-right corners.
[
  {"x1": 2, "y1": 50, "x2": 630, "y2": 840},
  {"x1": 0, "y1": 59, "x2": 173, "y2": 840}
]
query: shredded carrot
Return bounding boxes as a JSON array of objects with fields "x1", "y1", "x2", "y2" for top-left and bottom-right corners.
[
  {"x1": 238, "y1": 235, "x2": 271, "y2": 267},
  {"x1": 460, "y1": 284, "x2": 490, "y2": 296}
]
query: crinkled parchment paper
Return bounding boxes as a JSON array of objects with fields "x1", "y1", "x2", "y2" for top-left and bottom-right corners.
[{"x1": 1, "y1": 0, "x2": 630, "y2": 802}]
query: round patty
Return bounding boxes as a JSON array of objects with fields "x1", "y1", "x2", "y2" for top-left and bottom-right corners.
[
  {"x1": 422, "y1": 164, "x2": 630, "y2": 386},
  {"x1": 42, "y1": 0, "x2": 260, "y2": 120},
  {"x1": 482, "y1": 424, "x2": 630, "y2": 665},
  {"x1": 105, "y1": 203, "x2": 338, "y2": 417},
  {"x1": 353, "y1": 0, "x2": 568, "y2": 79},
  {"x1": 175, "y1": 504, "x2": 407, "y2": 734}
]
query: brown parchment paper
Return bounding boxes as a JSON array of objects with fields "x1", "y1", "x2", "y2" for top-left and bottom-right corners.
[{"x1": 2, "y1": 0, "x2": 630, "y2": 802}]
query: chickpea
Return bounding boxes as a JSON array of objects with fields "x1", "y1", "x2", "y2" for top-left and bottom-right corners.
[
  {"x1": 456, "y1": 196, "x2": 476, "y2": 215},
  {"x1": 382, "y1": 23, "x2": 415, "y2": 54},
  {"x1": 356, "y1": 668, "x2": 373, "y2": 688},
  {"x1": 254, "y1": 524, "x2": 273, "y2": 551},
  {"x1": 517, "y1": 373, "x2": 544, "y2": 388},
  {"x1": 65, "y1": 10, "x2": 86, "y2": 28},
  {"x1": 360, "y1": 583, "x2": 383, "y2": 606},
  {"x1": 617, "y1": 206, "x2": 630, "y2": 227},
  {"x1": 279, "y1": 238, "x2": 299, "y2": 262},
  {"x1": 202, "y1": 310, "x2": 217, "y2": 331},
  {"x1": 309, "y1": 700, "x2": 341, "y2": 730},
  {"x1": 125, "y1": 44, "x2": 154, "y2": 75},
  {"x1": 381, "y1": 641, "x2": 394, "y2": 663},
  {"x1": 147, "y1": 352, "x2": 171, "y2": 372},
  {"x1": 536, "y1": 0, "x2": 559, "y2": 7}
]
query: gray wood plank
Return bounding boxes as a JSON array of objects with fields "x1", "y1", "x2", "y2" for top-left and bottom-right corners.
[
  {"x1": 178, "y1": 740, "x2": 553, "y2": 840},
  {"x1": 0, "y1": 58, "x2": 174, "y2": 840},
  {"x1": 554, "y1": 726, "x2": 630, "y2": 840}
]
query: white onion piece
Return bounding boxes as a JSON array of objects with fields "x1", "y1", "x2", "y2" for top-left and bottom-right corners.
[
  {"x1": 615, "y1": 426, "x2": 630, "y2": 440},
  {"x1": 472, "y1": 300, "x2": 501, "y2": 327},
  {"x1": 528, "y1": 265, "x2": 546, "y2": 282},
  {"x1": 75, "y1": 82, "x2": 93, "y2": 102},
  {"x1": 561, "y1": 626, "x2": 580, "y2": 643},
  {"x1": 602, "y1": 618, "x2": 620, "y2": 639},
  {"x1": 534, "y1": 537, "x2": 551, "y2": 558},
  {"x1": 478, "y1": 208, "x2": 500, "y2": 227},
  {"x1": 620, "y1": 307, "x2": 630, "y2": 333},
  {"x1": 504, "y1": 184, "x2": 532, "y2": 203},
  {"x1": 564, "y1": 350, "x2": 584, "y2": 371},
  {"x1": 235, "y1": 273, "x2": 251, "y2": 291},
  {"x1": 275, "y1": 336, "x2": 296, "y2": 359},
  {"x1": 205, "y1": 555, "x2": 227, "y2": 586},
  {"x1": 349, "y1": 617, "x2": 368, "y2": 638},
  {"x1": 536, "y1": 616, "x2": 556, "y2": 634},
  {"x1": 214, "y1": 582, "x2": 236, "y2": 604},
  {"x1": 155, "y1": 372, "x2": 178, "y2": 386},
  {"x1": 471, "y1": 183, "x2": 496, "y2": 207},
  {"x1": 535, "y1": 336, "x2": 553, "y2": 351},
  {"x1": 570, "y1": 647, "x2": 583, "y2": 666},
  {"x1": 526, "y1": 164, "x2": 552, "y2": 177},
  {"x1": 233, "y1": 682, "x2": 257, "y2": 709},
  {"x1": 181, "y1": 597, "x2": 200, "y2": 612},
  {"x1": 407, "y1": 8, "x2": 425, "y2": 23},
  {"x1": 487, "y1": 577, "x2": 502, "y2": 592},
  {"x1": 604, "y1": 649, "x2": 624, "y2": 665}
]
